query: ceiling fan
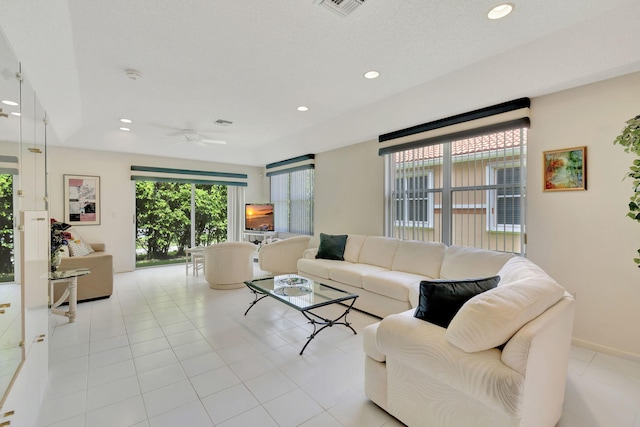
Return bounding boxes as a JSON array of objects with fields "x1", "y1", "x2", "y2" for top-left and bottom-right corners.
[
  {"x1": 179, "y1": 130, "x2": 227, "y2": 145},
  {"x1": 156, "y1": 128, "x2": 227, "y2": 146},
  {"x1": 148, "y1": 122, "x2": 228, "y2": 146}
]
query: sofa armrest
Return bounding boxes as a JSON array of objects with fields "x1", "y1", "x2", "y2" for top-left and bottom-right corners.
[
  {"x1": 57, "y1": 251, "x2": 113, "y2": 301},
  {"x1": 89, "y1": 243, "x2": 105, "y2": 252},
  {"x1": 377, "y1": 310, "x2": 524, "y2": 415},
  {"x1": 302, "y1": 248, "x2": 318, "y2": 259},
  {"x1": 363, "y1": 322, "x2": 385, "y2": 362}
]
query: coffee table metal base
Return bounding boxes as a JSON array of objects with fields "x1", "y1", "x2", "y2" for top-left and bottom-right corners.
[{"x1": 244, "y1": 287, "x2": 357, "y2": 355}]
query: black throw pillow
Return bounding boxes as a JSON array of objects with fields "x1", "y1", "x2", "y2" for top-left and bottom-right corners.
[
  {"x1": 414, "y1": 276, "x2": 500, "y2": 328},
  {"x1": 315, "y1": 233, "x2": 348, "y2": 261}
]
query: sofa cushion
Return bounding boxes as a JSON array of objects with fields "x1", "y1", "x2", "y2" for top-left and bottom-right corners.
[
  {"x1": 316, "y1": 233, "x2": 348, "y2": 260},
  {"x1": 358, "y1": 236, "x2": 399, "y2": 269},
  {"x1": 414, "y1": 276, "x2": 500, "y2": 328},
  {"x1": 440, "y1": 245, "x2": 513, "y2": 280},
  {"x1": 297, "y1": 258, "x2": 345, "y2": 279},
  {"x1": 363, "y1": 271, "x2": 427, "y2": 302},
  {"x1": 344, "y1": 234, "x2": 366, "y2": 263},
  {"x1": 329, "y1": 263, "x2": 388, "y2": 289},
  {"x1": 445, "y1": 276, "x2": 565, "y2": 352},
  {"x1": 392, "y1": 240, "x2": 446, "y2": 278}
]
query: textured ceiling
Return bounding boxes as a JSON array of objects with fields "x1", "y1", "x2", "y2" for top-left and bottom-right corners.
[{"x1": 1, "y1": 0, "x2": 640, "y2": 166}]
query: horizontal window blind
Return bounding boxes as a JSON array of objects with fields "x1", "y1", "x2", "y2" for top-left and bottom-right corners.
[
  {"x1": 130, "y1": 165, "x2": 247, "y2": 187},
  {"x1": 0, "y1": 156, "x2": 19, "y2": 175},
  {"x1": 265, "y1": 154, "x2": 315, "y2": 177},
  {"x1": 379, "y1": 98, "x2": 530, "y2": 156}
]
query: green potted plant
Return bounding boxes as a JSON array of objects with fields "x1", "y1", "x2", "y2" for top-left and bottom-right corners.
[{"x1": 613, "y1": 115, "x2": 640, "y2": 267}]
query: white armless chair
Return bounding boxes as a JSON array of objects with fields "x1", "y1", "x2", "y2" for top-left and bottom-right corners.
[{"x1": 203, "y1": 241, "x2": 257, "y2": 290}]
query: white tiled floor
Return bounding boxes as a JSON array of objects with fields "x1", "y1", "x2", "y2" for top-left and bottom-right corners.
[{"x1": 37, "y1": 265, "x2": 640, "y2": 427}]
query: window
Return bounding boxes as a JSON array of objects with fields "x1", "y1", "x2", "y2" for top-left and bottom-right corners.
[
  {"x1": 393, "y1": 172, "x2": 434, "y2": 228},
  {"x1": 385, "y1": 128, "x2": 527, "y2": 254},
  {"x1": 487, "y1": 165, "x2": 522, "y2": 232},
  {"x1": 270, "y1": 168, "x2": 314, "y2": 235}
]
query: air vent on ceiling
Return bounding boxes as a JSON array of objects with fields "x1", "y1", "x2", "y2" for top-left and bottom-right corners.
[
  {"x1": 213, "y1": 119, "x2": 233, "y2": 126},
  {"x1": 316, "y1": 0, "x2": 365, "y2": 17}
]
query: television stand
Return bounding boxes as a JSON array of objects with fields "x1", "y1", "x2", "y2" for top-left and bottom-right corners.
[{"x1": 243, "y1": 231, "x2": 276, "y2": 246}]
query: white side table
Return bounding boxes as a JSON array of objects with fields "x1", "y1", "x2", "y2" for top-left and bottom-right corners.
[{"x1": 49, "y1": 268, "x2": 91, "y2": 323}]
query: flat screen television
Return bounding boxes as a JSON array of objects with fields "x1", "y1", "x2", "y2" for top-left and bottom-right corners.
[{"x1": 245, "y1": 203, "x2": 275, "y2": 232}]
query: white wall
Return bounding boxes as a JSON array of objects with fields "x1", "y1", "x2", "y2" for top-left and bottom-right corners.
[
  {"x1": 527, "y1": 71, "x2": 640, "y2": 358},
  {"x1": 314, "y1": 140, "x2": 384, "y2": 236},
  {"x1": 47, "y1": 147, "x2": 266, "y2": 273},
  {"x1": 314, "y1": 71, "x2": 640, "y2": 358}
]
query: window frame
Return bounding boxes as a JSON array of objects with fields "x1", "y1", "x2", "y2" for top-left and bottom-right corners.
[
  {"x1": 486, "y1": 163, "x2": 523, "y2": 233},
  {"x1": 393, "y1": 170, "x2": 434, "y2": 229}
]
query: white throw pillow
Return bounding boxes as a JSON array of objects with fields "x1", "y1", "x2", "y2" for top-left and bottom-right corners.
[
  {"x1": 66, "y1": 227, "x2": 95, "y2": 257},
  {"x1": 445, "y1": 276, "x2": 565, "y2": 352}
]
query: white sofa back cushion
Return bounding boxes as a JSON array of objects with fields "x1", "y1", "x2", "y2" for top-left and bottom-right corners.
[
  {"x1": 358, "y1": 236, "x2": 400, "y2": 269},
  {"x1": 392, "y1": 240, "x2": 446, "y2": 278},
  {"x1": 445, "y1": 276, "x2": 565, "y2": 353},
  {"x1": 344, "y1": 234, "x2": 367, "y2": 263},
  {"x1": 440, "y1": 245, "x2": 513, "y2": 280}
]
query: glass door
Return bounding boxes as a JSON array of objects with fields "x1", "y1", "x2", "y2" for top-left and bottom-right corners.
[{"x1": 135, "y1": 181, "x2": 227, "y2": 268}]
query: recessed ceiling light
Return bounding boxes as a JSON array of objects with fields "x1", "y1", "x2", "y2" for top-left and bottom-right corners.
[
  {"x1": 120, "y1": 118, "x2": 132, "y2": 123},
  {"x1": 10, "y1": 112, "x2": 20, "y2": 117},
  {"x1": 488, "y1": 3, "x2": 513, "y2": 20},
  {"x1": 1, "y1": 100, "x2": 18, "y2": 106},
  {"x1": 364, "y1": 70, "x2": 380, "y2": 79},
  {"x1": 120, "y1": 127, "x2": 130, "y2": 132},
  {"x1": 297, "y1": 106, "x2": 309, "y2": 112}
]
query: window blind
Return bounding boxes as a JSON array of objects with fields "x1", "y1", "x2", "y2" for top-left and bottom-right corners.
[
  {"x1": 267, "y1": 155, "x2": 314, "y2": 235},
  {"x1": 382, "y1": 99, "x2": 529, "y2": 255},
  {"x1": 0, "y1": 156, "x2": 19, "y2": 175}
]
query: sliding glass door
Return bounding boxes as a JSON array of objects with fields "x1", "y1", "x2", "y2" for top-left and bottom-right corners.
[{"x1": 135, "y1": 181, "x2": 227, "y2": 268}]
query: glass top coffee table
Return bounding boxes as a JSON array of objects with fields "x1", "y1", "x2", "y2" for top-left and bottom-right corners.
[{"x1": 244, "y1": 274, "x2": 359, "y2": 355}]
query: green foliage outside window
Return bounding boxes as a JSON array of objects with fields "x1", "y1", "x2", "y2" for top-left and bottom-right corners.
[
  {"x1": 135, "y1": 181, "x2": 227, "y2": 264},
  {"x1": 0, "y1": 175, "x2": 13, "y2": 281}
]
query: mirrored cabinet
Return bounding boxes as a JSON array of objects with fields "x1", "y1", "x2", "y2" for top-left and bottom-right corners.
[{"x1": 0, "y1": 27, "x2": 51, "y2": 426}]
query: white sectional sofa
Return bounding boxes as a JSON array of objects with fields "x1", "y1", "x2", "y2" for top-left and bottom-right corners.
[
  {"x1": 298, "y1": 235, "x2": 516, "y2": 318},
  {"x1": 297, "y1": 234, "x2": 575, "y2": 427}
]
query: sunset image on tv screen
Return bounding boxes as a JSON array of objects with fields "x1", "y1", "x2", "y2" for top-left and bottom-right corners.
[{"x1": 245, "y1": 204, "x2": 274, "y2": 231}]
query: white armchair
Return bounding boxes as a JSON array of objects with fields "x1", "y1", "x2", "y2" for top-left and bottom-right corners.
[
  {"x1": 204, "y1": 241, "x2": 256, "y2": 290},
  {"x1": 258, "y1": 236, "x2": 311, "y2": 275}
]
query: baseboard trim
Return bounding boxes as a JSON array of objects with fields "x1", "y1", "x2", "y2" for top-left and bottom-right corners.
[{"x1": 572, "y1": 337, "x2": 640, "y2": 363}]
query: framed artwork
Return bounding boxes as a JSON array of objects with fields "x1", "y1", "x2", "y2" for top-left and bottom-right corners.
[
  {"x1": 64, "y1": 175, "x2": 100, "y2": 225},
  {"x1": 543, "y1": 146, "x2": 587, "y2": 192}
]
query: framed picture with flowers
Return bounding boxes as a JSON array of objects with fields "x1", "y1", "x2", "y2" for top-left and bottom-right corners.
[{"x1": 64, "y1": 175, "x2": 101, "y2": 225}]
